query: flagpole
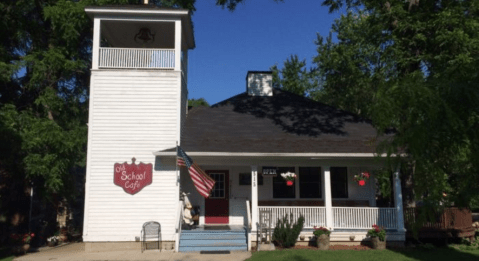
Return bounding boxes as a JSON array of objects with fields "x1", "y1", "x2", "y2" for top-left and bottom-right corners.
[{"x1": 176, "y1": 141, "x2": 179, "y2": 187}]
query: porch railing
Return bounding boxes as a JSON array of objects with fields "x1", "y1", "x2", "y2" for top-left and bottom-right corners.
[
  {"x1": 99, "y1": 47, "x2": 175, "y2": 69},
  {"x1": 333, "y1": 207, "x2": 397, "y2": 229},
  {"x1": 258, "y1": 207, "x2": 326, "y2": 228}
]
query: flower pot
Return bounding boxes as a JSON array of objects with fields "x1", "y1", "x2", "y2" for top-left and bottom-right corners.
[
  {"x1": 48, "y1": 241, "x2": 58, "y2": 247},
  {"x1": 286, "y1": 180, "x2": 294, "y2": 186},
  {"x1": 22, "y1": 244, "x2": 30, "y2": 253},
  {"x1": 371, "y1": 237, "x2": 386, "y2": 250},
  {"x1": 358, "y1": 180, "x2": 366, "y2": 186},
  {"x1": 316, "y1": 234, "x2": 330, "y2": 250}
]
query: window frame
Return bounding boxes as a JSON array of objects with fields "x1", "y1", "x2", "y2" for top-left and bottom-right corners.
[
  {"x1": 330, "y1": 167, "x2": 349, "y2": 199},
  {"x1": 298, "y1": 167, "x2": 322, "y2": 199}
]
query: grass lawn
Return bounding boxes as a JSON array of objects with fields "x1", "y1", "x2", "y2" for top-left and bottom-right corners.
[
  {"x1": 0, "y1": 247, "x2": 14, "y2": 261},
  {"x1": 247, "y1": 248, "x2": 479, "y2": 261}
]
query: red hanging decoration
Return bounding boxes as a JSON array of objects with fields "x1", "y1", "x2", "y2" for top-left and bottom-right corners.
[
  {"x1": 286, "y1": 180, "x2": 294, "y2": 186},
  {"x1": 354, "y1": 171, "x2": 370, "y2": 187}
]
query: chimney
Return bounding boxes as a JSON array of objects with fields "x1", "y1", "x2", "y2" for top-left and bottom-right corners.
[{"x1": 246, "y1": 71, "x2": 273, "y2": 96}]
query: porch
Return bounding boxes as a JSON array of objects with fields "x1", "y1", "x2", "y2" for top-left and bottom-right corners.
[{"x1": 176, "y1": 161, "x2": 406, "y2": 249}]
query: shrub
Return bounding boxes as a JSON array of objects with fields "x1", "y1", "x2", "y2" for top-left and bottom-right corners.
[{"x1": 272, "y1": 214, "x2": 304, "y2": 248}]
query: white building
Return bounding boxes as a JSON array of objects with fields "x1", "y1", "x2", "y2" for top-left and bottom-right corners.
[{"x1": 83, "y1": 4, "x2": 406, "y2": 252}]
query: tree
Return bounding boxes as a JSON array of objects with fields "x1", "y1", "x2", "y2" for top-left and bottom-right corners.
[
  {"x1": 271, "y1": 55, "x2": 319, "y2": 98},
  {"x1": 188, "y1": 98, "x2": 210, "y2": 107},
  {"x1": 314, "y1": 1, "x2": 479, "y2": 208},
  {"x1": 273, "y1": 1, "x2": 479, "y2": 208}
]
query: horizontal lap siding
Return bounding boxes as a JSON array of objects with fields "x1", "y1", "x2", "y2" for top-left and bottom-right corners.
[{"x1": 84, "y1": 70, "x2": 180, "y2": 242}]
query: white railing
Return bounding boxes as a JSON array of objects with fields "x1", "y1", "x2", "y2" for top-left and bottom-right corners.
[
  {"x1": 258, "y1": 207, "x2": 326, "y2": 228},
  {"x1": 174, "y1": 200, "x2": 184, "y2": 252},
  {"x1": 333, "y1": 207, "x2": 397, "y2": 229},
  {"x1": 99, "y1": 47, "x2": 175, "y2": 69}
]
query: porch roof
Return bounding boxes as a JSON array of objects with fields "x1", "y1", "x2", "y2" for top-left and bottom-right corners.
[{"x1": 156, "y1": 89, "x2": 393, "y2": 156}]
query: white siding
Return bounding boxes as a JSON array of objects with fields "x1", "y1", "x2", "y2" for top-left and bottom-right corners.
[{"x1": 83, "y1": 70, "x2": 181, "y2": 242}]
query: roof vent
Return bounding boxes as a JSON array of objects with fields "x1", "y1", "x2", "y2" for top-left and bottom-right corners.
[{"x1": 246, "y1": 71, "x2": 273, "y2": 96}]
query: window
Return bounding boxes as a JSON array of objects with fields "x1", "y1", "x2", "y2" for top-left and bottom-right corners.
[
  {"x1": 331, "y1": 167, "x2": 348, "y2": 198},
  {"x1": 209, "y1": 173, "x2": 225, "y2": 198},
  {"x1": 272, "y1": 167, "x2": 295, "y2": 198},
  {"x1": 299, "y1": 167, "x2": 321, "y2": 198},
  {"x1": 239, "y1": 173, "x2": 263, "y2": 186}
]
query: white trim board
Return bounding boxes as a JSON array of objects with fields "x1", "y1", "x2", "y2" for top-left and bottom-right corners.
[{"x1": 153, "y1": 151, "x2": 402, "y2": 158}]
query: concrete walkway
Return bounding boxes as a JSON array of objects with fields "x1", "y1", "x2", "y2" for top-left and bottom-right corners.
[{"x1": 13, "y1": 243, "x2": 252, "y2": 261}]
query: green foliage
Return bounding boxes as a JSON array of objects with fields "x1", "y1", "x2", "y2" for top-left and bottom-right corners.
[
  {"x1": 271, "y1": 55, "x2": 319, "y2": 98},
  {"x1": 216, "y1": 0, "x2": 284, "y2": 11},
  {"x1": 272, "y1": 0, "x2": 479, "y2": 208},
  {"x1": 312, "y1": 226, "x2": 331, "y2": 237},
  {"x1": 367, "y1": 224, "x2": 386, "y2": 241},
  {"x1": 272, "y1": 214, "x2": 304, "y2": 248},
  {"x1": 188, "y1": 98, "x2": 210, "y2": 107}
]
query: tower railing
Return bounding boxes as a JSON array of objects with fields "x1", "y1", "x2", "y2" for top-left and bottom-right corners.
[{"x1": 99, "y1": 47, "x2": 175, "y2": 69}]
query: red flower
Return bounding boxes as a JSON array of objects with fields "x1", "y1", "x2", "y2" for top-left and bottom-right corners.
[{"x1": 358, "y1": 180, "x2": 366, "y2": 186}]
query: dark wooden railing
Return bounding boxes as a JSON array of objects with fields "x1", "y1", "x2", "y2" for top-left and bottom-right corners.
[
  {"x1": 404, "y1": 207, "x2": 474, "y2": 239},
  {"x1": 405, "y1": 207, "x2": 472, "y2": 230}
]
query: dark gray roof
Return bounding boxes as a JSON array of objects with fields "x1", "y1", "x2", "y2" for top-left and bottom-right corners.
[{"x1": 180, "y1": 89, "x2": 387, "y2": 153}]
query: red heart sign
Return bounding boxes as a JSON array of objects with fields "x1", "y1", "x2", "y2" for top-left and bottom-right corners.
[{"x1": 114, "y1": 158, "x2": 153, "y2": 195}]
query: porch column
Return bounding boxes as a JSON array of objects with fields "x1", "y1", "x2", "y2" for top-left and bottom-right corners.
[
  {"x1": 323, "y1": 166, "x2": 333, "y2": 230},
  {"x1": 393, "y1": 165, "x2": 406, "y2": 232},
  {"x1": 91, "y1": 18, "x2": 100, "y2": 70},
  {"x1": 174, "y1": 20, "x2": 182, "y2": 71},
  {"x1": 251, "y1": 165, "x2": 258, "y2": 232}
]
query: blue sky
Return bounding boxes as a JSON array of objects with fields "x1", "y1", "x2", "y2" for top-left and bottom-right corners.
[{"x1": 187, "y1": 0, "x2": 342, "y2": 105}]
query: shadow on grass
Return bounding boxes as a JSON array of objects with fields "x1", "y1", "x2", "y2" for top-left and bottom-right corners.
[
  {"x1": 388, "y1": 246, "x2": 479, "y2": 261},
  {"x1": 248, "y1": 247, "x2": 479, "y2": 261}
]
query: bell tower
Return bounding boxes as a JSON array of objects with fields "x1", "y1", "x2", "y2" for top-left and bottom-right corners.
[{"x1": 83, "y1": 4, "x2": 195, "y2": 244}]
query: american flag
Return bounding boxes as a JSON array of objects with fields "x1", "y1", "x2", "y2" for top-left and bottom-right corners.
[{"x1": 177, "y1": 146, "x2": 215, "y2": 198}]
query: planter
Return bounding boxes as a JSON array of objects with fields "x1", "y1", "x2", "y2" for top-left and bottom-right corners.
[
  {"x1": 48, "y1": 241, "x2": 58, "y2": 247},
  {"x1": 13, "y1": 244, "x2": 30, "y2": 254},
  {"x1": 316, "y1": 234, "x2": 330, "y2": 250},
  {"x1": 371, "y1": 237, "x2": 386, "y2": 250},
  {"x1": 286, "y1": 180, "x2": 294, "y2": 186}
]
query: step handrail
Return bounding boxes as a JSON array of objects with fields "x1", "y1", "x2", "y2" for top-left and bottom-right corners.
[
  {"x1": 175, "y1": 200, "x2": 184, "y2": 252},
  {"x1": 246, "y1": 200, "x2": 252, "y2": 251}
]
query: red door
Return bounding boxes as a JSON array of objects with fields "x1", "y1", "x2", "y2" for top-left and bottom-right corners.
[{"x1": 205, "y1": 170, "x2": 229, "y2": 224}]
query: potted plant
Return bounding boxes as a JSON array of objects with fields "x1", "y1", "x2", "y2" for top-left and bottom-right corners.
[
  {"x1": 367, "y1": 224, "x2": 386, "y2": 249},
  {"x1": 10, "y1": 233, "x2": 35, "y2": 254},
  {"x1": 353, "y1": 171, "x2": 370, "y2": 186},
  {"x1": 281, "y1": 171, "x2": 297, "y2": 186},
  {"x1": 47, "y1": 236, "x2": 59, "y2": 247},
  {"x1": 313, "y1": 226, "x2": 331, "y2": 250}
]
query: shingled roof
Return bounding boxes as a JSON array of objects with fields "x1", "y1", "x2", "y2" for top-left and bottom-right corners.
[{"x1": 179, "y1": 89, "x2": 387, "y2": 154}]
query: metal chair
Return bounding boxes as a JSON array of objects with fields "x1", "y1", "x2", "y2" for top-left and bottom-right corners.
[
  {"x1": 257, "y1": 209, "x2": 273, "y2": 244},
  {"x1": 141, "y1": 221, "x2": 161, "y2": 253}
]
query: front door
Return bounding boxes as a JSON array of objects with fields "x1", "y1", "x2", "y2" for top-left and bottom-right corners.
[{"x1": 205, "y1": 170, "x2": 229, "y2": 224}]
